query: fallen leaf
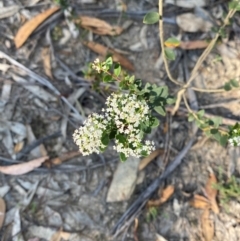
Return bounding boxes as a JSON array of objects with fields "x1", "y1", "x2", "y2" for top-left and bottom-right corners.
[
  {"x1": 75, "y1": 16, "x2": 123, "y2": 36},
  {"x1": 11, "y1": 74, "x2": 57, "y2": 102},
  {"x1": 133, "y1": 218, "x2": 139, "y2": 241},
  {"x1": 156, "y1": 233, "x2": 168, "y2": 241},
  {"x1": 148, "y1": 185, "x2": 174, "y2": 207},
  {"x1": 1, "y1": 82, "x2": 12, "y2": 102},
  {"x1": 0, "y1": 63, "x2": 11, "y2": 72},
  {"x1": 0, "y1": 198, "x2": 6, "y2": 230},
  {"x1": 0, "y1": 156, "x2": 48, "y2": 175},
  {"x1": 176, "y1": 13, "x2": 213, "y2": 32},
  {"x1": 205, "y1": 173, "x2": 219, "y2": 214},
  {"x1": 159, "y1": 185, "x2": 175, "y2": 203},
  {"x1": 28, "y1": 225, "x2": 55, "y2": 240},
  {"x1": 201, "y1": 209, "x2": 214, "y2": 241},
  {"x1": 41, "y1": 47, "x2": 53, "y2": 79},
  {"x1": 190, "y1": 194, "x2": 210, "y2": 209},
  {"x1": 0, "y1": 5, "x2": 20, "y2": 19},
  {"x1": 50, "y1": 229, "x2": 71, "y2": 241},
  {"x1": 14, "y1": 7, "x2": 60, "y2": 48},
  {"x1": 0, "y1": 186, "x2": 10, "y2": 197},
  {"x1": 14, "y1": 141, "x2": 24, "y2": 153},
  {"x1": 180, "y1": 40, "x2": 209, "y2": 49},
  {"x1": 83, "y1": 41, "x2": 134, "y2": 71},
  {"x1": 139, "y1": 149, "x2": 164, "y2": 171},
  {"x1": 45, "y1": 151, "x2": 82, "y2": 168},
  {"x1": 12, "y1": 208, "x2": 23, "y2": 241}
]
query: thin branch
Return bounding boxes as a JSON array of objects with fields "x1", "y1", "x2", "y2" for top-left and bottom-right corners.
[
  {"x1": 158, "y1": 0, "x2": 183, "y2": 86},
  {"x1": 185, "y1": 9, "x2": 236, "y2": 88},
  {"x1": 171, "y1": 8, "x2": 237, "y2": 115},
  {"x1": 183, "y1": 94, "x2": 198, "y2": 120}
]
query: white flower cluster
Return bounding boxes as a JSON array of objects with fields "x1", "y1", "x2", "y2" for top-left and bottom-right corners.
[
  {"x1": 92, "y1": 58, "x2": 101, "y2": 73},
  {"x1": 73, "y1": 93, "x2": 155, "y2": 158},
  {"x1": 228, "y1": 129, "x2": 240, "y2": 147},
  {"x1": 73, "y1": 113, "x2": 108, "y2": 155},
  {"x1": 106, "y1": 93, "x2": 154, "y2": 157}
]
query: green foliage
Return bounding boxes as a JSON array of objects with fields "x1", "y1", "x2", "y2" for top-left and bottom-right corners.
[
  {"x1": 214, "y1": 174, "x2": 240, "y2": 209},
  {"x1": 164, "y1": 37, "x2": 180, "y2": 47},
  {"x1": 164, "y1": 48, "x2": 176, "y2": 61},
  {"x1": 146, "y1": 207, "x2": 158, "y2": 222},
  {"x1": 229, "y1": 0, "x2": 240, "y2": 10},
  {"x1": 143, "y1": 12, "x2": 160, "y2": 24},
  {"x1": 224, "y1": 79, "x2": 239, "y2": 91},
  {"x1": 54, "y1": 0, "x2": 68, "y2": 8},
  {"x1": 187, "y1": 110, "x2": 229, "y2": 146},
  {"x1": 91, "y1": 57, "x2": 174, "y2": 118}
]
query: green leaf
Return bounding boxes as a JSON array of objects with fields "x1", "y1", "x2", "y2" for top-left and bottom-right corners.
[
  {"x1": 212, "y1": 132, "x2": 221, "y2": 142},
  {"x1": 129, "y1": 75, "x2": 135, "y2": 84},
  {"x1": 154, "y1": 106, "x2": 166, "y2": 116},
  {"x1": 197, "y1": 109, "x2": 205, "y2": 118},
  {"x1": 199, "y1": 123, "x2": 209, "y2": 129},
  {"x1": 210, "y1": 128, "x2": 219, "y2": 134},
  {"x1": 164, "y1": 37, "x2": 180, "y2": 47},
  {"x1": 101, "y1": 134, "x2": 109, "y2": 146},
  {"x1": 220, "y1": 135, "x2": 228, "y2": 146},
  {"x1": 143, "y1": 12, "x2": 160, "y2": 24},
  {"x1": 196, "y1": 119, "x2": 202, "y2": 128},
  {"x1": 224, "y1": 83, "x2": 232, "y2": 91},
  {"x1": 229, "y1": 1, "x2": 240, "y2": 10},
  {"x1": 188, "y1": 113, "x2": 195, "y2": 122},
  {"x1": 155, "y1": 86, "x2": 168, "y2": 98},
  {"x1": 109, "y1": 129, "x2": 117, "y2": 139},
  {"x1": 164, "y1": 48, "x2": 176, "y2": 61},
  {"x1": 103, "y1": 75, "x2": 112, "y2": 82},
  {"x1": 120, "y1": 152, "x2": 127, "y2": 162},
  {"x1": 230, "y1": 79, "x2": 239, "y2": 88},
  {"x1": 205, "y1": 130, "x2": 211, "y2": 137},
  {"x1": 116, "y1": 134, "x2": 127, "y2": 144},
  {"x1": 208, "y1": 119, "x2": 214, "y2": 126},
  {"x1": 210, "y1": 117, "x2": 222, "y2": 128},
  {"x1": 141, "y1": 150, "x2": 148, "y2": 157},
  {"x1": 166, "y1": 96, "x2": 176, "y2": 104},
  {"x1": 99, "y1": 145, "x2": 107, "y2": 152},
  {"x1": 140, "y1": 122, "x2": 151, "y2": 133},
  {"x1": 114, "y1": 63, "x2": 121, "y2": 77},
  {"x1": 150, "y1": 117, "x2": 160, "y2": 128},
  {"x1": 105, "y1": 57, "x2": 113, "y2": 66}
]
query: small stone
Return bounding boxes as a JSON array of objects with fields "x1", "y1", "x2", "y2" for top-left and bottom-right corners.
[{"x1": 106, "y1": 156, "x2": 140, "y2": 202}]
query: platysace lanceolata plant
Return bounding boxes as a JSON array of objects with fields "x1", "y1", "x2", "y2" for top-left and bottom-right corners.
[
  {"x1": 74, "y1": 0, "x2": 240, "y2": 161},
  {"x1": 73, "y1": 57, "x2": 175, "y2": 161}
]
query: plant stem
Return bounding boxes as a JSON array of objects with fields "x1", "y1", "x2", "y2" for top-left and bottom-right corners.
[{"x1": 158, "y1": 0, "x2": 182, "y2": 86}]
